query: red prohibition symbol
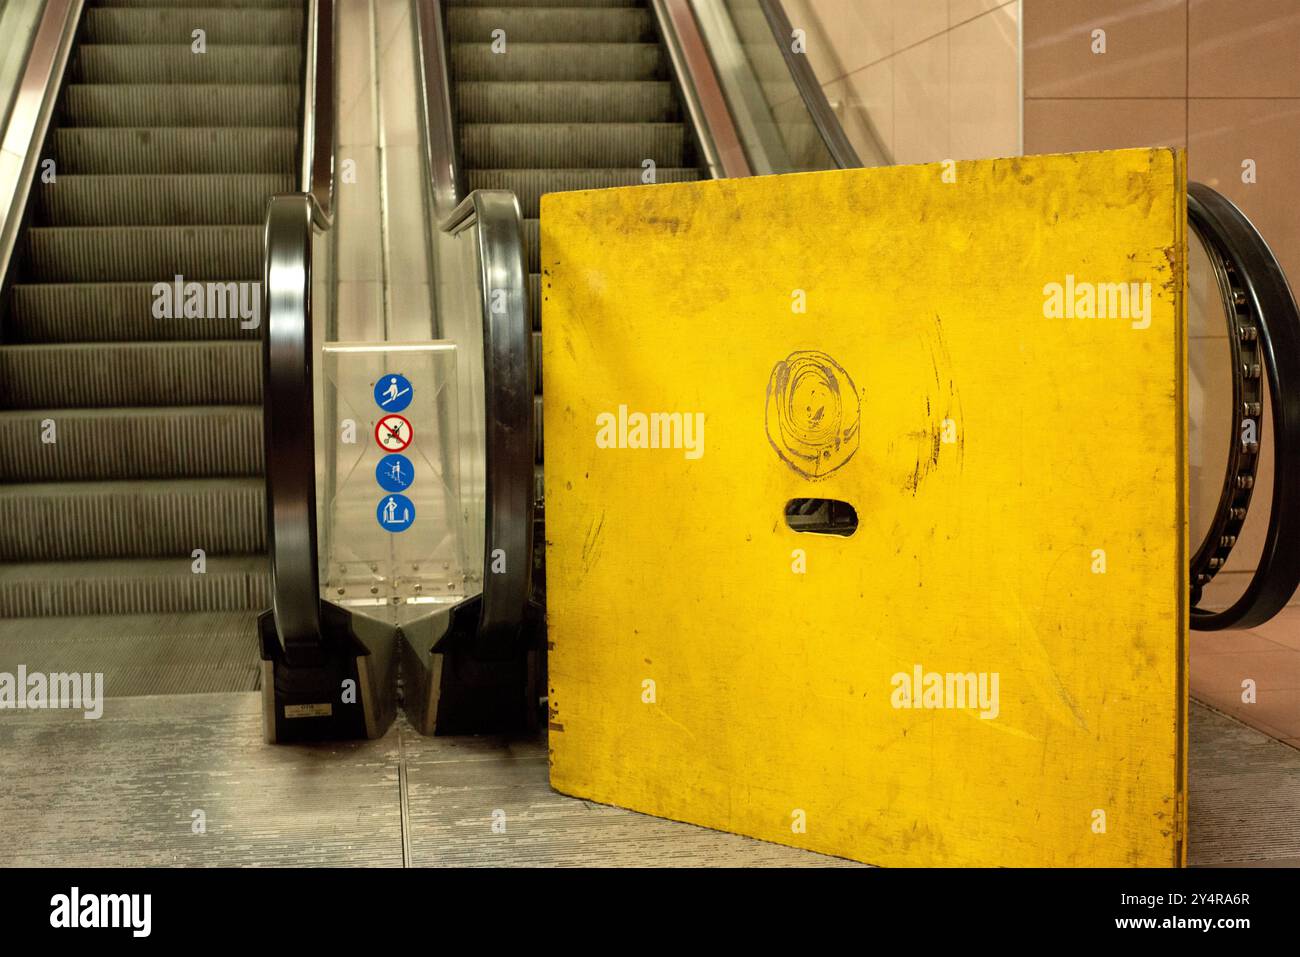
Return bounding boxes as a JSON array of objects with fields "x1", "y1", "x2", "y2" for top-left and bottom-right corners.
[{"x1": 375, "y1": 414, "x2": 413, "y2": 452}]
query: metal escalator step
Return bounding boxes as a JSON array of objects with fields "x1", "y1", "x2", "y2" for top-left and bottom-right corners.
[
  {"x1": 52, "y1": 127, "x2": 296, "y2": 174},
  {"x1": 34, "y1": 174, "x2": 292, "y2": 226},
  {"x1": 446, "y1": 7, "x2": 655, "y2": 43},
  {"x1": 529, "y1": 271, "x2": 540, "y2": 329},
  {"x1": 0, "y1": 556, "x2": 269, "y2": 618},
  {"x1": 469, "y1": 166, "x2": 701, "y2": 217},
  {"x1": 450, "y1": 42, "x2": 667, "y2": 81},
  {"x1": 0, "y1": 477, "x2": 265, "y2": 562},
  {"x1": 70, "y1": 44, "x2": 301, "y2": 83},
  {"x1": 7, "y1": 283, "x2": 261, "y2": 342},
  {"x1": 0, "y1": 611, "x2": 262, "y2": 695},
  {"x1": 460, "y1": 123, "x2": 686, "y2": 168},
  {"x1": 23, "y1": 225, "x2": 261, "y2": 282},
  {"x1": 0, "y1": 406, "x2": 262, "y2": 482},
  {"x1": 455, "y1": 81, "x2": 679, "y2": 123},
  {"x1": 61, "y1": 84, "x2": 299, "y2": 128},
  {"x1": 82, "y1": 7, "x2": 304, "y2": 43},
  {"x1": 0, "y1": 341, "x2": 260, "y2": 409}
]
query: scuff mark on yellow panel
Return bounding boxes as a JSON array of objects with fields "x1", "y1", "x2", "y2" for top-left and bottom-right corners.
[{"x1": 541, "y1": 149, "x2": 1188, "y2": 867}]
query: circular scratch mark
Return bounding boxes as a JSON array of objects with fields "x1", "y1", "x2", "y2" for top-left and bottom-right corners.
[{"x1": 765, "y1": 350, "x2": 860, "y2": 480}]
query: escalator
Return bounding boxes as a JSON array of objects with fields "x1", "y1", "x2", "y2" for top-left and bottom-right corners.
[
  {"x1": 443, "y1": 0, "x2": 708, "y2": 598},
  {"x1": 0, "y1": 0, "x2": 1297, "y2": 737},
  {"x1": 0, "y1": 0, "x2": 302, "y2": 693}
]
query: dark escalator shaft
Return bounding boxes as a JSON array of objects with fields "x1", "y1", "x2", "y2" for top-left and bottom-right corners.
[
  {"x1": 0, "y1": 0, "x2": 303, "y2": 693},
  {"x1": 445, "y1": 0, "x2": 706, "y2": 596}
]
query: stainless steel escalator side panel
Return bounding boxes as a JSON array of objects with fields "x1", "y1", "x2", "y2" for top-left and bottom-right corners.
[
  {"x1": 414, "y1": 0, "x2": 465, "y2": 219},
  {"x1": 0, "y1": 0, "x2": 85, "y2": 294},
  {"x1": 301, "y1": 0, "x2": 334, "y2": 227},
  {"x1": 649, "y1": 0, "x2": 752, "y2": 179},
  {"x1": 688, "y1": 0, "x2": 787, "y2": 174}
]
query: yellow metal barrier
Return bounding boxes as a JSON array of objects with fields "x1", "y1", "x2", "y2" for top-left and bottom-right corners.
[{"x1": 541, "y1": 148, "x2": 1188, "y2": 866}]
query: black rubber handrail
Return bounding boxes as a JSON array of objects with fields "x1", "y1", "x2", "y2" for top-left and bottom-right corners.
[
  {"x1": 440, "y1": 190, "x2": 536, "y2": 655},
  {"x1": 262, "y1": 194, "x2": 323, "y2": 663},
  {"x1": 756, "y1": 0, "x2": 864, "y2": 170},
  {"x1": 1189, "y1": 182, "x2": 1300, "y2": 630},
  {"x1": 263, "y1": 0, "x2": 334, "y2": 662}
]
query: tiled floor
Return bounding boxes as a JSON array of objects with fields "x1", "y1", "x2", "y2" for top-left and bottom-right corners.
[
  {"x1": 0, "y1": 693, "x2": 855, "y2": 868},
  {"x1": 0, "y1": 691, "x2": 1297, "y2": 866},
  {"x1": 1191, "y1": 605, "x2": 1300, "y2": 748}
]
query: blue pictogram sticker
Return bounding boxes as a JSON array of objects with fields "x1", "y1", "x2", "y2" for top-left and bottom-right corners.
[
  {"x1": 376, "y1": 453, "x2": 414, "y2": 492},
  {"x1": 377, "y1": 493, "x2": 415, "y2": 532},
  {"x1": 374, "y1": 373, "x2": 413, "y2": 413}
]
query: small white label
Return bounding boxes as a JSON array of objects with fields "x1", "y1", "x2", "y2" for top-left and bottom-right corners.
[{"x1": 285, "y1": 702, "x2": 333, "y2": 719}]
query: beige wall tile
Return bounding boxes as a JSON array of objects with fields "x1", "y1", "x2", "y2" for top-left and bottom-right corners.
[
  {"x1": 895, "y1": 0, "x2": 949, "y2": 51},
  {"x1": 1189, "y1": 0, "x2": 1300, "y2": 98},
  {"x1": 893, "y1": 32, "x2": 949, "y2": 163},
  {"x1": 802, "y1": 0, "x2": 893, "y2": 79},
  {"x1": 1024, "y1": 0, "x2": 1185, "y2": 98},
  {"x1": 950, "y1": 4, "x2": 1020, "y2": 159},
  {"x1": 1023, "y1": 98, "x2": 1185, "y2": 154},
  {"x1": 825, "y1": 59, "x2": 894, "y2": 165},
  {"x1": 1189, "y1": 98, "x2": 1300, "y2": 284},
  {"x1": 950, "y1": 0, "x2": 1010, "y2": 28}
]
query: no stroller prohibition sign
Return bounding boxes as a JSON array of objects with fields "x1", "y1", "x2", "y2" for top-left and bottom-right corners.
[{"x1": 375, "y1": 413, "x2": 413, "y2": 452}]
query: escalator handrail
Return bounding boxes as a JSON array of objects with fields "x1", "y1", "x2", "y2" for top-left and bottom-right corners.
[
  {"x1": 414, "y1": 0, "x2": 464, "y2": 218},
  {"x1": 261, "y1": 0, "x2": 335, "y2": 660},
  {"x1": 300, "y1": 0, "x2": 334, "y2": 227},
  {"x1": 439, "y1": 189, "x2": 536, "y2": 654},
  {"x1": 0, "y1": 0, "x2": 83, "y2": 294},
  {"x1": 755, "y1": 0, "x2": 862, "y2": 170},
  {"x1": 1189, "y1": 182, "x2": 1300, "y2": 630},
  {"x1": 263, "y1": 193, "x2": 324, "y2": 662},
  {"x1": 649, "y1": 0, "x2": 752, "y2": 178}
]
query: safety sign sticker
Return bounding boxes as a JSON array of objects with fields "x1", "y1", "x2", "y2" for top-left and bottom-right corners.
[
  {"x1": 374, "y1": 373, "x2": 413, "y2": 413},
  {"x1": 375, "y1": 413, "x2": 413, "y2": 452},
  {"x1": 376, "y1": 453, "x2": 414, "y2": 493},
  {"x1": 377, "y1": 493, "x2": 415, "y2": 533}
]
